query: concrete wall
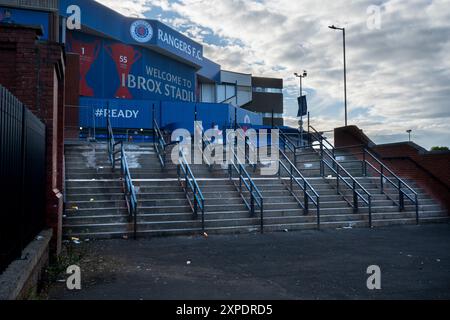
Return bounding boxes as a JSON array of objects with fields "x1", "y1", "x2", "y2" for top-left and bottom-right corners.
[{"x1": 0, "y1": 229, "x2": 52, "y2": 300}]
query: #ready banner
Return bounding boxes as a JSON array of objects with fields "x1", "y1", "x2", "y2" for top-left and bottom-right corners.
[{"x1": 79, "y1": 98, "x2": 157, "y2": 129}]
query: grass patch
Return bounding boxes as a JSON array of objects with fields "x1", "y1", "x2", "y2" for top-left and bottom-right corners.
[{"x1": 26, "y1": 241, "x2": 88, "y2": 300}]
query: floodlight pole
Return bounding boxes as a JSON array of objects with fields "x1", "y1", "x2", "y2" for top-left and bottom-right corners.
[
  {"x1": 294, "y1": 71, "x2": 307, "y2": 146},
  {"x1": 329, "y1": 25, "x2": 348, "y2": 126},
  {"x1": 343, "y1": 27, "x2": 347, "y2": 127}
]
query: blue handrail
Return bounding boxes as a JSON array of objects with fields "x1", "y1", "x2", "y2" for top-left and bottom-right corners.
[
  {"x1": 243, "y1": 127, "x2": 321, "y2": 229},
  {"x1": 225, "y1": 129, "x2": 264, "y2": 232},
  {"x1": 107, "y1": 117, "x2": 138, "y2": 238},
  {"x1": 153, "y1": 117, "x2": 167, "y2": 169},
  {"x1": 233, "y1": 125, "x2": 322, "y2": 229},
  {"x1": 107, "y1": 115, "x2": 115, "y2": 168},
  {"x1": 177, "y1": 149, "x2": 206, "y2": 232},
  {"x1": 277, "y1": 146, "x2": 321, "y2": 229},
  {"x1": 234, "y1": 124, "x2": 258, "y2": 172},
  {"x1": 120, "y1": 142, "x2": 138, "y2": 238}
]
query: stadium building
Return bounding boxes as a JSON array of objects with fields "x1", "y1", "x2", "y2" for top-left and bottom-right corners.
[
  {"x1": 0, "y1": 0, "x2": 284, "y2": 137},
  {"x1": 1, "y1": 1, "x2": 448, "y2": 295}
]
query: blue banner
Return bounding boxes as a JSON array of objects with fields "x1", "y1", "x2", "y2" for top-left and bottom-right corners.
[
  {"x1": 67, "y1": 31, "x2": 196, "y2": 102},
  {"x1": 297, "y1": 95, "x2": 308, "y2": 117},
  {"x1": 234, "y1": 106, "x2": 264, "y2": 126},
  {"x1": 78, "y1": 99, "x2": 263, "y2": 132},
  {"x1": 79, "y1": 98, "x2": 158, "y2": 129}
]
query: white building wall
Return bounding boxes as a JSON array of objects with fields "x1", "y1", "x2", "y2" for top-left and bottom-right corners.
[
  {"x1": 220, "y1": 70, "x2": 252, "y2": 87},
  {"x1": 199, "y1": 70, "x2": 252, "y2": 106},
  {"x1": 200, "y1": 83, "x2": 216, "y2": 103}
]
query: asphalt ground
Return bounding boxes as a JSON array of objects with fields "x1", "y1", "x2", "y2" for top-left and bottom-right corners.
[{"x1": 47, "y1": 224, "x2": 450, "y2": 300}]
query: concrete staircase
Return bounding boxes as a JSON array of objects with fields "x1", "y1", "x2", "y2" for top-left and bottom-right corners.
[
  {"x1": 287, "y1": 146, "x2": 449, "y2": 227},
  {"x1": 63, "y1": 139, "x2": 448, "y2": 240},
  {"x1": 130, "y1": 144, "x2": 261, "y2": 236},
  {"x1": 63, "y1": 143, "x2": 132, "y2": 239}
]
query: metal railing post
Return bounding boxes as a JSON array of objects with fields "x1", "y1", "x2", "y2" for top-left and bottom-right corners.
[
  {"x1": 194, "y1": 183, "x2": 198, "y2": 219},
  {"x1": 133, "y1": 203, "x2": 137, "y2": 240},
  {"x1": 415, "y1": 194, "x2": 419, "y2": 225},
  {"x1": 319, "y1": 139, "x2": 324, "y2": 177},
  {"x1": 399, "y1": 180, "x2": 404, "y2": 211},
  {"x1": 239, "y1": 166, "x2": 243, "y2": 193},
  {"x1": 363, "y1": 150, "x2": 367, "y2": 176},
  {"x1": 201, "y1": 199, "x2": 205, "y2": 232},
  {"x1": 278, "y1": 161, "x2": 281, "y2": 179},
  {"x1": 163, "y1": 140, "x2": 166, "y2": 167},
  {"x1": 250, "y1": 183, "x2": 255, "y2": 216},
  {"x1": 304, "y1": 180, "x2": 309, "y2": 216},
  {"x1": 368, "y1": 196, "x2": 372, "y2": 228},
  {"x1": 185, "y1": 164, "x2": 188, "y2": 197},
  {"x1": 316, "y1": 197, "x2": 320, "y2": 230},
  {"x1": 152, "y1": 105, "x2": 155, "y2": 142},
  {"x1": 260, "y1": 199, "x2": 264, "y2": 234},
  {"x1": 336, "y1": 165, "x2": 340, "y2": 194},
  {"x1": 353, "y1": 180, "x2": 358, "y2": 213},
  {"x1": 380, "y1": 166, "x2": 384, "y2": 194},
  {"x1": 290, "y1": 164, "x2": 293, "y2": 190}
]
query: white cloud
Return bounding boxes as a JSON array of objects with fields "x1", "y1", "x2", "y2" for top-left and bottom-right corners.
[{"x1": 95, "y1": 0, "x2": 450, "y2": 149}]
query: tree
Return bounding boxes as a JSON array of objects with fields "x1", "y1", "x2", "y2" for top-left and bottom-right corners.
[{"x1": 430, "y1": 146, "x2": 449, "y2": 151}]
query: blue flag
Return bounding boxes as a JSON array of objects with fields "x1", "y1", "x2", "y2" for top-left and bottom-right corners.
[{"x1": 297, "y1": 95, "x2": 307, "y2": 117}]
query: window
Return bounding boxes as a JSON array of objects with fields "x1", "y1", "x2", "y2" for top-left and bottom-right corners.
[
  {"x1": 217, "y1": 84, "x2": 236, "y2": 102},
  {"x1": 252, "y1": 87, "x2": 282, "y2": 94}
]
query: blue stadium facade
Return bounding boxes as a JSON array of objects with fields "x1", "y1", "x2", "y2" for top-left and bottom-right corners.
[{"x1": 0, "y1": 0, "x2": 284, "y2": 132}]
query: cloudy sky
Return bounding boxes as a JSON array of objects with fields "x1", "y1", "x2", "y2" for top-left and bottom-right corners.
[{"x1": 96, "y1": 0, "x2": 450, "y2": 149}]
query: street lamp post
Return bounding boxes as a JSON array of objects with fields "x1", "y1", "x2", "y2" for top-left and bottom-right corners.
[
  {"x1": 406, "y1": 129, "x2": 412, "y2": 142},
  {"x1": 294, "y1": 70, "x2": 307, "y2": 146},
  {"x1": 329, "y1": 25, "x2": 348, "y2": 126}
]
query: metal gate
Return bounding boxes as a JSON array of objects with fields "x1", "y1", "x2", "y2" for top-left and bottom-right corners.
[{"x1": 0, "y1": 84, "x2": 46, "y2": 273}]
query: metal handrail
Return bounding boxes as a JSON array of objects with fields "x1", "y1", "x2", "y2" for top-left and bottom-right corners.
[
  {"x1": 308, "y1": 126, "x2": 373, "y2": 226},
  {"x1": 107, "y1": 117, "x2": 138, "y2": 238},
  {"x1": 278, "y1": 129, "x2": 299, "y2": 150},
  {"x1": 234, "y1": 124, "x2": 258, "y2": 171},
  {"x1": 107, "y1": 115, "x2": 115, "y2": 168},
  {"x1": 225, "y1": 130, "x2": 264, "y2": 232},
  {"x1": 278, "y1": 147, "x2": 321, "y2": 229},
  {"x1": 309, "y1": 125, "x2": 335, "y2": 155},
  {"x1": 362, "y1": 149, "x2": 419, "y2": 223},
  {"x1": 329, "y1": 143, "x2": 420, "y2": 224},
  {"x1": 276, "y1": 127, "x2": 304, "y2": 164},
  {"x1": 177, "y1": 149, "x2": 206, "y2": 232},
  {"x1": 233, "y1": 125, "x2": 321, "y2": 229},
  {"x1": 153, "y1": 118, "x2": 167, "y2": 169},
  {"x1": 119, "y1": 142, "x2": 138, "y2": 239},
  {"x1": 199, "y1": 128, "x2": 213, "y2": 169}
]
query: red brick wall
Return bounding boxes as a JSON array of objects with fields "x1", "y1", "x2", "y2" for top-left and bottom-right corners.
[
  {"x1": 64, "y1": 53, "x2": 80, "y2": 139},
  {"x1": 0, "y1": 25, "x2": 65, "y2": 254},
  {"x1": 335, "y1": 126, "x2": 450, "y2": 211},
  {"x1": 334, "y1": 125, "x2": 375, "y2": 149}
]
